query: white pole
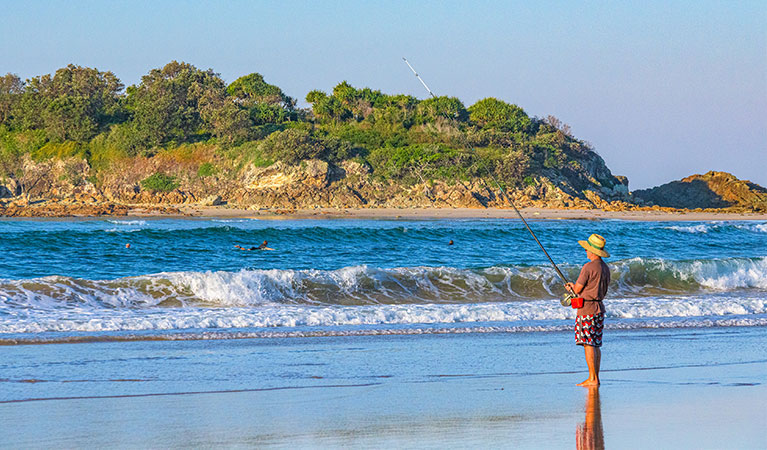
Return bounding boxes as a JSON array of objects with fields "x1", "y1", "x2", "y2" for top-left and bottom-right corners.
[{"x1": 402, "y1": 58, "x2": 437, "y2": 98}]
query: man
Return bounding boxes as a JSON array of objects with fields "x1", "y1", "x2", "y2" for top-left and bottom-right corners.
[
  {"x1": 235, "y1": 241, "x2": 274, "y2": 251},
  {"x1": 565, "y1": 234, "x2": 610, "y2": 387}
]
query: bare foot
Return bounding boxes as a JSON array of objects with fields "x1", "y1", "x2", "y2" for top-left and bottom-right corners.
[{"x1": 577, "y1": 379, "x2": 600, "y2": 387}]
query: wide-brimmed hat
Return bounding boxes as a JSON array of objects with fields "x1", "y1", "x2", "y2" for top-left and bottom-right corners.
[{"x1": 578, "y1": 234, "x2": 610, "y2": 257}]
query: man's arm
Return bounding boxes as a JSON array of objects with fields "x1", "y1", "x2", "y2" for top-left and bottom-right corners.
[{"x1": 565, "y1": 282, "x2": 585, "y2": 295}]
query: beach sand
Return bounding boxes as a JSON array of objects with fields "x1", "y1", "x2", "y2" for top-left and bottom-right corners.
[
  {"x1": 173, "y1": 205, "x2": 767, "y2": 222},
  {"x1": 1, "y1": 327, "x2": 765, "y2": 448}
]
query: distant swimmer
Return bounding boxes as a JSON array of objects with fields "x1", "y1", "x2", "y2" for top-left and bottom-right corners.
[
  {"x1": 448, "y1": 240, "x2": 454, "y2": 246},
  {"x1": 125, "y1": 243, "x2": 131, "y2": 249},
  {"x1": 235, "y1": 241, "x2": 274, "y2": 251}
]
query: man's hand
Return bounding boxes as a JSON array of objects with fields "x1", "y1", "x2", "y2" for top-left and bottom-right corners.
[{"x1": 566, "y1": 282, "x2": 584, "y2": 295}]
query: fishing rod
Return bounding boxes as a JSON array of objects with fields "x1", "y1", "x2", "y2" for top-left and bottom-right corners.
[
  {"x1": 401, "y1": 58, "x2": 575, "y2": 296},
  {"x1": 403, "y1": 58, "x2": 437, "y2": 99}
]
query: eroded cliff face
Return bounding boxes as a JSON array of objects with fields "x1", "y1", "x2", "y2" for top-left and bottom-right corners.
[
  {"x1": 7, "y1": 154, "x2": 764, "y2": 216},
  {"x1": 633, "y1": 171, "x2": 767, "y2": 212}
]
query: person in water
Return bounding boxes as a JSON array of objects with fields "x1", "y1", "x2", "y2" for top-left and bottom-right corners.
[
  {"x1": 235, "y1": 241, "x2": 273, "y2": 251},
  {"x1": 565, "y1": 234, "x2": 610, "y2": 387}
]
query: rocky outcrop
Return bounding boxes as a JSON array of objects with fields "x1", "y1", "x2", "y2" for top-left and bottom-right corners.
[
  {"x1": 5, "y1": 151, "x2": 761, "y2": 217},
  {"x1": 633, "y1": 171, "x2": 767, "y2": 211}
]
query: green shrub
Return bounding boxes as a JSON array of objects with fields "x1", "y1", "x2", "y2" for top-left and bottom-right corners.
[
  {"x1": 524, "y1": 176, "x2": 536, "y2": 186},
  {"x1": 258, "y1": 129, "x2": 323, "y2": 164},
  {"x1": 140, "y1": 173, "x2": 179, "y2": 192},
  {"x1": 468, "y1": 98, "x2": 533, "y2": 134},
  {"x1": 197, "y1": 162, "x2": 216, "y2": 178},
  {"x1": 368, "y1": 144, "x2": 476, "y2": 183},
  {"x1": 31, "y1": 141, "x2": 86, "y2": 160}
]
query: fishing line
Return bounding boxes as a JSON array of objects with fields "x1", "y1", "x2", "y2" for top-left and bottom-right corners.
[{"x1": 402, "y1": 58, "x2": 575, "y2": 296}]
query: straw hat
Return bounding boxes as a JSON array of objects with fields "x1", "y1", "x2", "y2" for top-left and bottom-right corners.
[{"x1": 578, "y1": 234, "x2": 610, "y2": 258}]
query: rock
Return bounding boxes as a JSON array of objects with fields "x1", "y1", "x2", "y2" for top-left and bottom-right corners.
[
  {"x1": 0, "y1": 178, "x2": 20, "y2": 198},
  {"x1": 633, "y1": 171, "x2": 767, "y2": 211},
  {"x1": 615, "y1": 175, "x2": 629, "y2": 188},
  {"x1": 299, "y1": 159, "x2": 330, "y2": 188},
  {"x1": 340, "y1": 160, "x2": 371, "y2": 177}
]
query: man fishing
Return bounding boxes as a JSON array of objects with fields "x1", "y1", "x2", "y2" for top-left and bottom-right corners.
[
  {"x1": 565, "y1": 234, "x2": 610, "y2": 387},
  {"x1": 401, "y1": 58, "x2": 612, "y2": 387}
]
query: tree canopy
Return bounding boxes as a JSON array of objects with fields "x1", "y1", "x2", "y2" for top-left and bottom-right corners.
[{"x1": 0, "y1": 62, "x2": 594, "y2": 190}]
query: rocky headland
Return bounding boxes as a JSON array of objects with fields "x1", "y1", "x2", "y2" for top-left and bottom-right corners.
[{"x1": 1, "y1": 153, "x2": 765, "y2": 218}]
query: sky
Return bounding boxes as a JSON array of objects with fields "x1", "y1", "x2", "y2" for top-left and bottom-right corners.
[{"x1": 1, "y1": 0, "x2": 765, "y2": 189}]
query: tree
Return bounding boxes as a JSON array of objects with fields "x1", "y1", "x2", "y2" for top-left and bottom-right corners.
[
  {"x1": 124, "y1": 61, "x2": 233, "y2": 148},
  {"x1": 0, "y1": 73, "x2": 24, "y2": 126},
  {"x1": 305, "y1": 89, "x2": 348, "y2": 122},
  {"x1": 11, "y1": 65, "x2": 124, "y2": 142},
  {"x1": 468, "y1": 98, "x2": 532, "y2": 133},
  {"x1": 227, "y1": 73, "x2": 295, "y2": 108},
  {"x1": 227, "y1": 73, "x2": 297, "y2": 130},
  {"x1": 416, "y1": 96, "x2": 468, "y2": 124}
]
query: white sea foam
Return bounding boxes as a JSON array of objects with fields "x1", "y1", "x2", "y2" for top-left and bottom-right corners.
[
  {"x1": 666, "y1": 224, "x2": 712, "y2": 233},
  {"x1": 4, "y1": 316, "x2": 767, "y2": 345},
  {"x1": 738, "y1": 222, "x2": 767, "y2": 233},
  {"x1": 1, "y1": 296, "x2": 765, "y2": 335},
  {"x1": 680, "y1": 258, "x2": 767, "y2": 290},
  {"x1": 1, "y1": 258, "x2": 766, "y2": 311},
  {"x1": 664, "y1": 222, "x2": 767, "y2": 234},
  {"x1": 106, "y1": 220, "x2": 148, "y2": 226}
]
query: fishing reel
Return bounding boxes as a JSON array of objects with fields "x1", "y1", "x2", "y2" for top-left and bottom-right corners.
[{"x1": 561, "y1": 291, "x2": 577, "y2": 307}]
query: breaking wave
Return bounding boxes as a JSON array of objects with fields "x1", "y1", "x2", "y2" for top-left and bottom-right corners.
[
  {"x1": 664, "y1": 222, "x2": 767, "y2": 234},
  {"x1": 0, "y1": 296, "x2": 765, "y2": 336},
  {"x1": 0, "y1": 257, "x2": 766, "y2": 310}
]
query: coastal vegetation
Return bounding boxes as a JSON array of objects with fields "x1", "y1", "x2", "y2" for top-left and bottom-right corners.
[{"x1": 0, "y1": 61, "x2": 632, "y2": 211}]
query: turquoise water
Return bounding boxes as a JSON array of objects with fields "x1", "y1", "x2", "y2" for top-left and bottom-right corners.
[{"x1": 1, "y1": 218, "x2": 766, "y2": 342}]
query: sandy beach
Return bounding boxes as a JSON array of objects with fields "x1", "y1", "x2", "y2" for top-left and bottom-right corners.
[
  {"x1": 173, "y1": 206, "x2": 767, "y2": 222},
  {"x1": 1, "y1": 327, "x2": 764, "y2": 448}
]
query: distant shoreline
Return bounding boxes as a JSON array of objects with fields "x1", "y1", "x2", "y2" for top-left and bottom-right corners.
[
  {"x1": 175, "y1": 206, "x2": 767, "y2": 221},
  {"x1": 3, "y1": 205, "x2": 767, "y2": 222}
]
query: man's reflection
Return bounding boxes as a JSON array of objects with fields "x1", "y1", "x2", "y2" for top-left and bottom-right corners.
[{"x1": 576, "y1": 387, "x2": 604, "y2": 450}]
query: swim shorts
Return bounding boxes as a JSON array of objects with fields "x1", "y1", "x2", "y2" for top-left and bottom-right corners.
[{"x1": 575, "y1": 313, "x2": 604, "y2": 347}]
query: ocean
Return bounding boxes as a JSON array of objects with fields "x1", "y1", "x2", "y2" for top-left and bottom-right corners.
[
  {"x1": 3, "y1": 216, "x2": 767, "y2": 447},
  {"x1": 1, "y1": 217, "x2": 765, "y2": 344}
]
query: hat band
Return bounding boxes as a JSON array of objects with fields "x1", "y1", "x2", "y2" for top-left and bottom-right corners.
[{"x1": 587, "y1": 240, "x2": 604, "y2": 252}]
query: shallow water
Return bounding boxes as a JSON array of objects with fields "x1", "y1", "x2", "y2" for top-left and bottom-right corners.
[
  {"x1": 1, "y1": 327, "x2": 765, "y2": 448},
  {"x1": 1, "y1": 218, "x2": 766, "y2": 342}
]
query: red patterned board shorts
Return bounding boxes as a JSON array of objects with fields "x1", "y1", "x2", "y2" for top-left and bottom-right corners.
[{"x1": 575, "y1": 313, "x2": 605, "y2": 347}]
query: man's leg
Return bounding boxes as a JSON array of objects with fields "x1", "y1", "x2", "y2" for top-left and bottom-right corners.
[
  {"x1": 577, "y1": 345, "x2": 600, "y2": 386},
  {"x1": 595, "y1": 346, "x2": 601, "y2": 375}
]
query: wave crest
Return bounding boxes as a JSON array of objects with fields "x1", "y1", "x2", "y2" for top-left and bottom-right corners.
[{"x1": 1, "y1": 257, "x2": 766, "y2": 310}]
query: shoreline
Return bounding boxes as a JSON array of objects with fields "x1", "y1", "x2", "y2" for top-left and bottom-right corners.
[
  {"x1": 163, "y1": 206, "x2": 767, "y2": 221},
  {"x1": 2, "y1": 205, "x2": 767, "y2": 222}
]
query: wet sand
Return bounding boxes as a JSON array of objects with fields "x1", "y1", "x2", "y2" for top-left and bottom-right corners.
[
  {"x1": 175, "y1": 206, "x2": 767, "y2": 222},
  {"x1": 1, "y1": 327, "x2": 765, "y2": 448}
]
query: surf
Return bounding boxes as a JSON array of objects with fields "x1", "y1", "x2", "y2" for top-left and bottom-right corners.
[{"x1": 1, "y1": 257, "x2": 766, "y2": 310}]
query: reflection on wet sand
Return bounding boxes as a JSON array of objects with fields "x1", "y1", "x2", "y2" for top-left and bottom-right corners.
[{"x1": 577, "y1": 387, "x2": 604, "y2": 450}]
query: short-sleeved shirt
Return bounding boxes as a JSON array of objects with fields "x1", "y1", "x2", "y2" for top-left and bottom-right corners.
[{"x1": 575, "y1": 258, "x2": 610, "y2": 316}]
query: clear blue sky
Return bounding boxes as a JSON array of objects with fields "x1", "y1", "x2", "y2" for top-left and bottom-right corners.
[{"x1": 2, "y1": 0, "x2": 765, "y2": 189}]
